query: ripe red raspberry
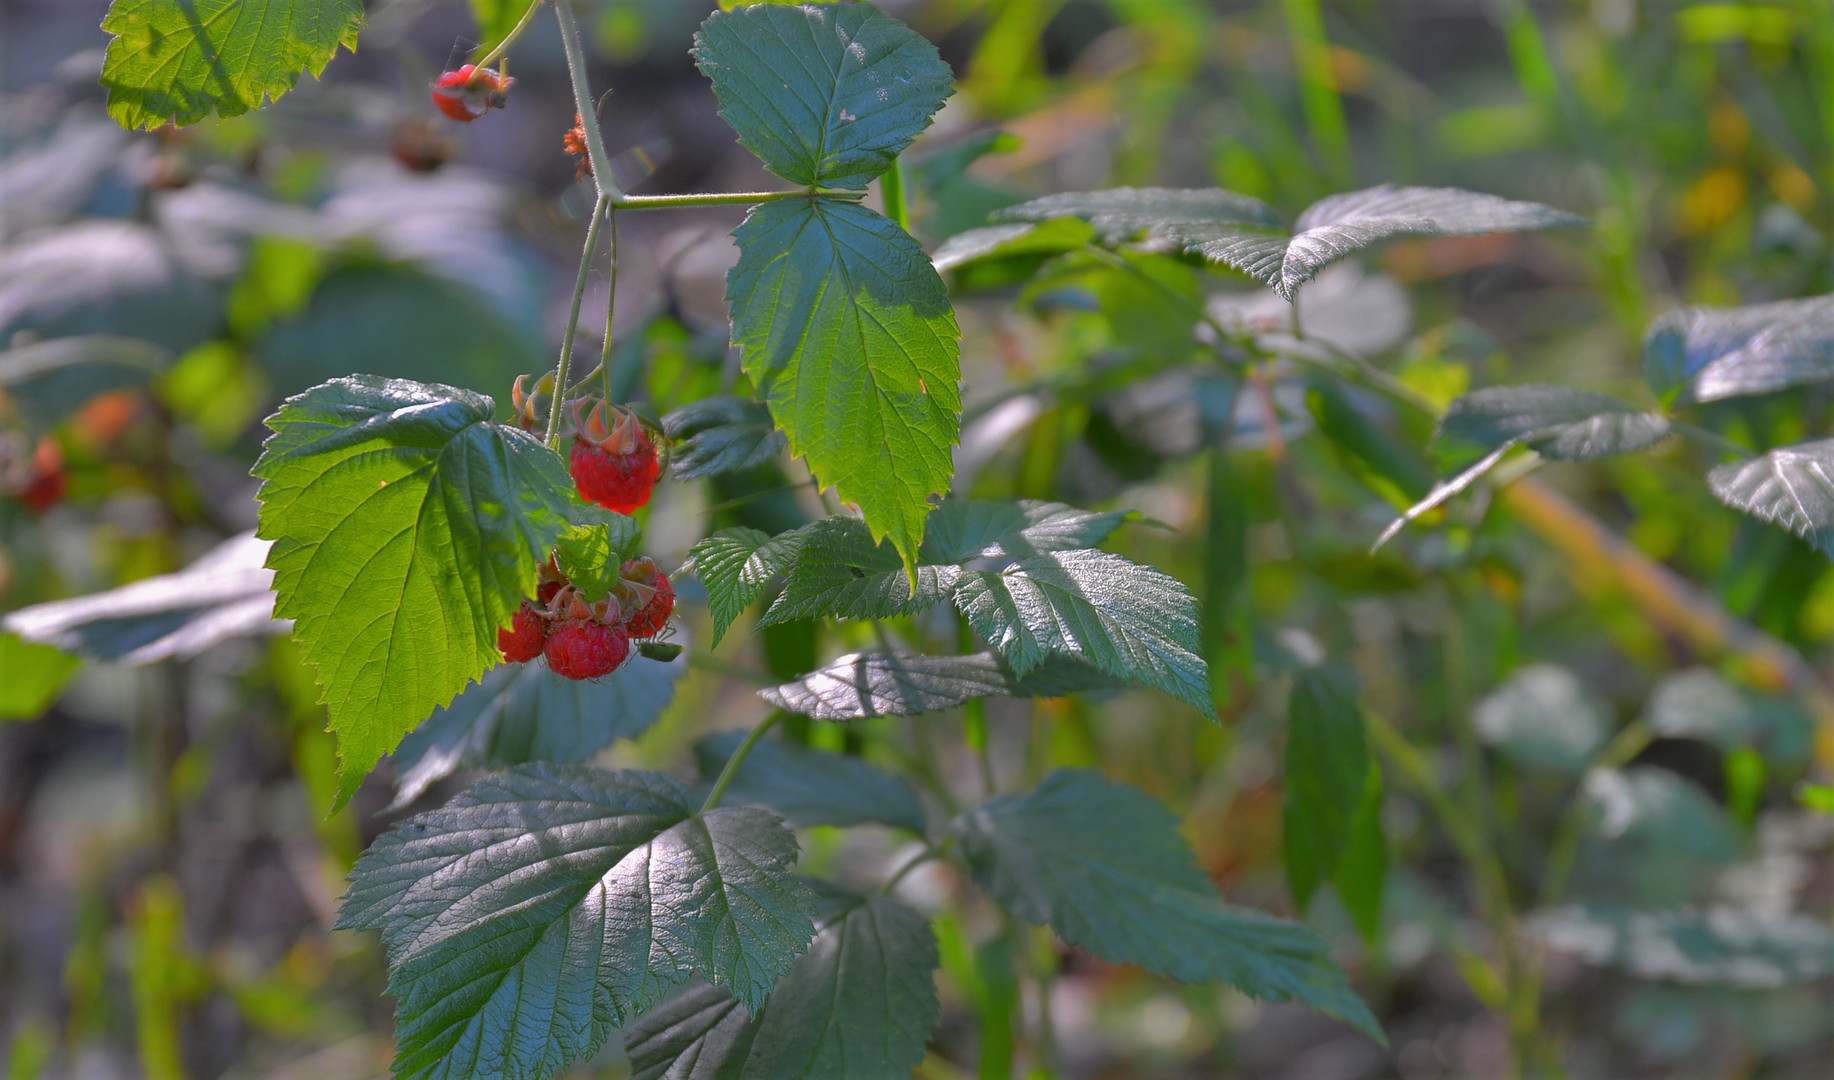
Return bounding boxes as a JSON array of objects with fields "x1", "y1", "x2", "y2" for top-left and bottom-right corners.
[
  {"x1": 497, "y1": 603, "x2": 547, "y2": 663},
  {"x1": 543, "y1": 618, "x2": 631, "y2": 680},
  {"x1": 618, "y1": 558, "x2": 674, "y2": 639},
  {"x1": 569, "y1": 402, "x2": 661, "y2": 513},
  {"x1": 430, "y1": 65, "x2": 514, "y2": 122}
]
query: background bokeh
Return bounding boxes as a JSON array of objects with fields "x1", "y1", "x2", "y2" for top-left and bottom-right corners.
[{"x1": 4, "y1": 0, "x2": 1834, "y2": 1077}]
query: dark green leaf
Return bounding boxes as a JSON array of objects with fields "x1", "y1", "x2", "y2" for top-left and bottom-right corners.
[
  {"x1": 1202, "y1": 449, "x2": 1255, "y2": 709},
  {"x1": 682, "y1": 527, "x2": 808, "y2": 647},
  {"x1": 2, "y1": 531, "x2": 281, "y2": 665},
  {"x1": 693, "y1": 2, "x2": 954, "y2": 189},
  {"x1": 952, "y1": 770, "x2": 1382, "y2": 1040},
  {"x1": 727, "y1": 198, "x2": 961, "y2": 577},
  {"x1": 1472, "y1": 664, "x2": 1611, "y2": 777},
  {"x1": 693, "y1": 731, "x2": 927, "y2": 833},
  {"x1": 918, "y1": 498, "x2": 1136, "y2": 564},
  {"x1": 1643, "y1": 293, "x2": 1834, "y2": 404},
  {"x1": 388, "y1": 650, "x2": 686, "y2": 810},
  {"x1": 338, "y1": 766, "x2": 817, "y2": 1079},
  {"x1": 1284, "y1": 667, "x2": 1385, "y2": 939},
  {"x1": 760, "y1": 517, "x2": 957, "y2": 627},
  {"x1": 758, "y1": 651, "x2": 1122, "y2": 721},
  {"x1": 624, "y1": 894, "x2": 940, "y2": 1080},
  {"x1": 1439, "y1": 385, "x2": 1670, "y2": 461},
  {"x1": 253, "y1": 376, "x2": 579, "y2": 807},
  {"x1": 953, "y1": 550, "x2": 1213, "y2": 713},
  {"x1": 1707, "y1": 439, "x2": 1834, "y2": 556},
  {"x1": 100, "y1": 0, "x2": 364, "y2": 130},
  {"x1": 662, "y1": 395, "x2": 788, "y2": 480}
]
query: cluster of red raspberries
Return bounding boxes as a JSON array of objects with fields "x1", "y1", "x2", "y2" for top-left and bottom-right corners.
[{"x1": 499, "y1": 556, "x2": 675, "y2": 680}]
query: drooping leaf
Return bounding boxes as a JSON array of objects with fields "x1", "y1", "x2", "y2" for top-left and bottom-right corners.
[
  {"x1": 100, "y1": 0, "x2": 364, "y2": 130},
  {"x1": 1439, "y1": 385, "x2": 1671, "y2": 461},
  {"x1": 952, "y1": 770, "x2": 1382, "y2": 1040},
  {"x1": 1707, "y1": 439, "x2": 1834, "y2": 556},
  {"x1": 554, "y1": 518, "x2": 642, "y2": 603},
  {"x1": 0, "y1": 633, "x2": 80, "y2": 721},
  {"x1": 1283, "y1": 666, "x2": 1385, "y2": 940},
  {"x1": 1270, "y1": 185, "x2": 1585, "y2": 300},
  {"x1": 338, "y1": 766, "x2": 817, "y2": 1080},
  {"x1": 953, "y1": 550, "x2": 1213, "y2": 713},
  {"x1": 2, "y1": 531, "x2": 282, "y2": 665},
  {"x1": 662, "y1": 395, "x2": 788, "y2": 480},
  {"x1": 1640, "y1": 668, "x2": 1812, "y2": 766},
  {"x1": 1472, "y1": 664, "x2": 1611, "y2": 777},
  {"x1": 682, "y1": 526, "x2": 809, "y2": 647},
  {"x1": 388, "y1": 648, "x2": 687, "y2": 810},
  {"x1": 757, "y1": 651, "x2": 1122, "y2": 721},
  {"x1": 760, "y1": 517, "x2": 957, "y2": 627},
  {"x1": 918, "y1": 498, "x2": 1137, "y2": 563},
  {"x1": 693, "y1": 2, "x2": 954, "y2": 189},
  {"x1": 692, "y1": 731, "x2": 927, "y2": 833},
  {"x1": 727, "y1": 198, "x2": 961, "y2": 577},
  {"x1": 253, "y1": 376, "x2": 581, "y2": 807},
  {"x1": 623, "y1": 894, "x2": 940, "y2": 1080},
  {"x1": 1643, "y1": 293, "x2": 1834, "y2": 404},
  {"x1": 930, "y1": 219, "x2": 1096, "y2": 275},
  {"x1": 1532, "y1": 904, "x2": 1834, "y2": 988}
]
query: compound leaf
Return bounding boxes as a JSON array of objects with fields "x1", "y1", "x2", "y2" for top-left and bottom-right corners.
[
  {"x1": 389, "y1": 650, "x2": 687, "y2": 810},
  {"x1": 100, "y1": 0, "x2": 364, "y2": 130},
  {"x1": 693, "y1": 731, "x2": 927, "y2": 833},
  {"x1": 760, "y1": 517, "x2": 957, "y2": 627},
  {"x1": 952, "y1": 770, "x2": 1381, "y2": 1040},
  {"x1": 253, "y1": 376, "x2": 580, "y2": 807},
  {"x1": 338, "y1": 766, "x2": 817, "y2": 1080},
  {"x1": 758, "y1": 651, "x2": 1121, "y2": 721},
  {"x1": 1643, "y1": 293, "x2": 1834, "y2": 404},
  {"x1": 1707, "y1": 439, "x2": 1834, "y2": 556},
  {"x1": 953, "y1": 550, "x2": 1212, "y2": 712},
  {"x1": 918, "y1": 498, "x2": 1137, "y2": 563},
  {"x1": 1439, "y1": 385, "x2": 1671, "y2": 461},
  {"x1": 727, "y1": 198, "x2": 961, "y2": 578},
  {"x1": 693, "y1": 2, "x2": 953, "y2": 189},
  {"x1": 624, "y1": 894, "x2": 940, "y2": 1080},
  {"x1": 682, "y1": 527, "x2": 809, "y2": 647},
  {"x1": 662, "y1": 395, "x2": 788, "y2": 480}
]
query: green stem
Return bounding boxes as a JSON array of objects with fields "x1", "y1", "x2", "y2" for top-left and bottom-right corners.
[
  {"x1": 700, "y1": 711, "x2": 784, "y2": 813},
  {"x1": 600, "y1": 208, "x2": 621, "y2": 404},
  {"x1": 546, "y1": 195, "x2": 609, "y2": 447},
  {"x1": 470, "y1": 0, "x2": 545, "y2": 73},
  {"x1": 554, "y1": 0, "x2": 621, "y2": 200},
  {"x1": 880, "y1": 837, "x2": 953, "y2": 894},
  {"x1": 880, "y1": 158, "x2": 911, "y2": 232},
  {"x1": 1537, "y1": 720, "x2": 1653, "y2": 909},
  {"x1": 613, "y1": 189, "x2": 859, "y2": 210}
]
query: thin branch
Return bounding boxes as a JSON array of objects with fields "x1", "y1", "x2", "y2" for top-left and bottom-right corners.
[
  {"x1": 546, "y1": 195, "x2": 609, "y2": 447},
  {"x1": 469, "y1": 0, "x2": 545, "y2": 74},
  {"x1": 700, "y1": 711, "x2": 784, "y2": 813},
  {"x1": 554, "y1": 1, "x2": 620, "y2": 199}
]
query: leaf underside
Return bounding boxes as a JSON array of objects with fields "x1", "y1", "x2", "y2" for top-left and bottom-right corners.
[
  {"x1": 1439, "y1": 385, "x2": 1670, "y2": 461},
  {"x1": 758, "y1": 650, "x2": 1122, "y2": 721},
  {"x1": 1643, "y1": 292, "x2": 1834, "y2": 404},
  {"x1": 1708, "y1": 438, "x2": 1834, "y2": 556},
  {"x1": 100, "y1": 0, "x2": 364, "y2": 130}
]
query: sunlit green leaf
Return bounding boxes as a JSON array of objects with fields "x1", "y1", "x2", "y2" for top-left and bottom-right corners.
[
  {"x1": 760, "y1": 517, "x2": 957, "y2": 627},
  {"x1": 918, "y1": 498, "x2": 1136, "y2": 563},
  {"x1": 0, "y1": 633, "x2": 80, "y2": 721},
  {"x1": 758, "y1": 651, "x2": 1121, "y2": 721},
  {"x1": 682, "y1": 526, "x2": 809, "y2": 647}
]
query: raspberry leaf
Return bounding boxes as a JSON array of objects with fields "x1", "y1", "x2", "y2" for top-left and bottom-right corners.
[
  {"x1": 1438, "y1": 385, "x2": 1670, "y2": 461},
  {"x1": 1708, "y1": 438, "x2": 1834, "y2": 556},
  {"x1": 692, "y1": 731, "x2": 928, "y2": 834},
  {"x1": 918, "y1": 498, "x2": 1139, "y2": 563},
  {"x1": 253, "y1": 376, "x2": 578, "y2": 808},
  {"x1": 662, "y1": 395, "x2": 788, "y2": 480},
  {"x1": 1643, "y1": 292, "x2": 1834, "y2": 404},
  {"x1": 953, "y1": 550, "x2": 1212, "y2": 713},
  {"x1": 1283, "y1": 666, "x2": 1387, "y2": 942},
  {"x1": 693, "y1": 2, "x2": 954, "y2": 190},
  {"x1": 338, "y1": 766, "x2": 817, "y2": 1079},
  {"x1": 554, "y1": 518, "x2": 641, "y2": 602},
  {"x1": 682, "y1": 526, "x2": 811, "y2": 647},
  {"x1": 758, "y1": 651, "x2": 1122, "y2": 722},
  {"x1": 623, "y1": 894, "x2": 940, "y2": 1080},
  {"x1": 952, "y1": 770, "x2": 1383, "y2": 1041},
  {"x1": 100, "y1": 0, "x2": 364, "y2": 130},
  {"x1": 728, "y1": 198, "x2": 961, "y2": 580},
  {"x1": 758, "y1": 517, "x2": 958, "y2": 627},
  {"x1": 388, "y1": 648, "x2": 687, "y2": 810}
]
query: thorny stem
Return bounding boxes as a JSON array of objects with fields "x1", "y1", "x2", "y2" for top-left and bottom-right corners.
[
  {"x1": 614, "y1": 189, "x2": 861, "y2": 209},
  {"x1": 469, "y1": 0, "x2": 545, "y2": 76},
  {"x1": 700, "y1": 711, "x2": 784, "y2": 813},
  {"x1": 554, "y1": 1, "x2": 620, "y2": 200},
  {"x1": 546, "y1": 195, "x2": 609, "y2": 447}
]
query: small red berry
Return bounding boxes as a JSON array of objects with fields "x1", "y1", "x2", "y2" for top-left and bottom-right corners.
[
  {"x1": 618, "y1": 558, "x2": 674, "y2": 639},
  {"x1": 543, "y1": 618, "x2": 631, "y2": 680},
  {"x1": 497, "y1": 603, "x2": 547, "y2": 663},
  {"x1": 431, "y1": 65, "x2": 514, "y2": 122},
  {"x1": 568, "y1": 402, "x2": 661, "y2": 513},
  {"x1": 14, "y1": 438, "x2": 65, "y2": 513}
]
